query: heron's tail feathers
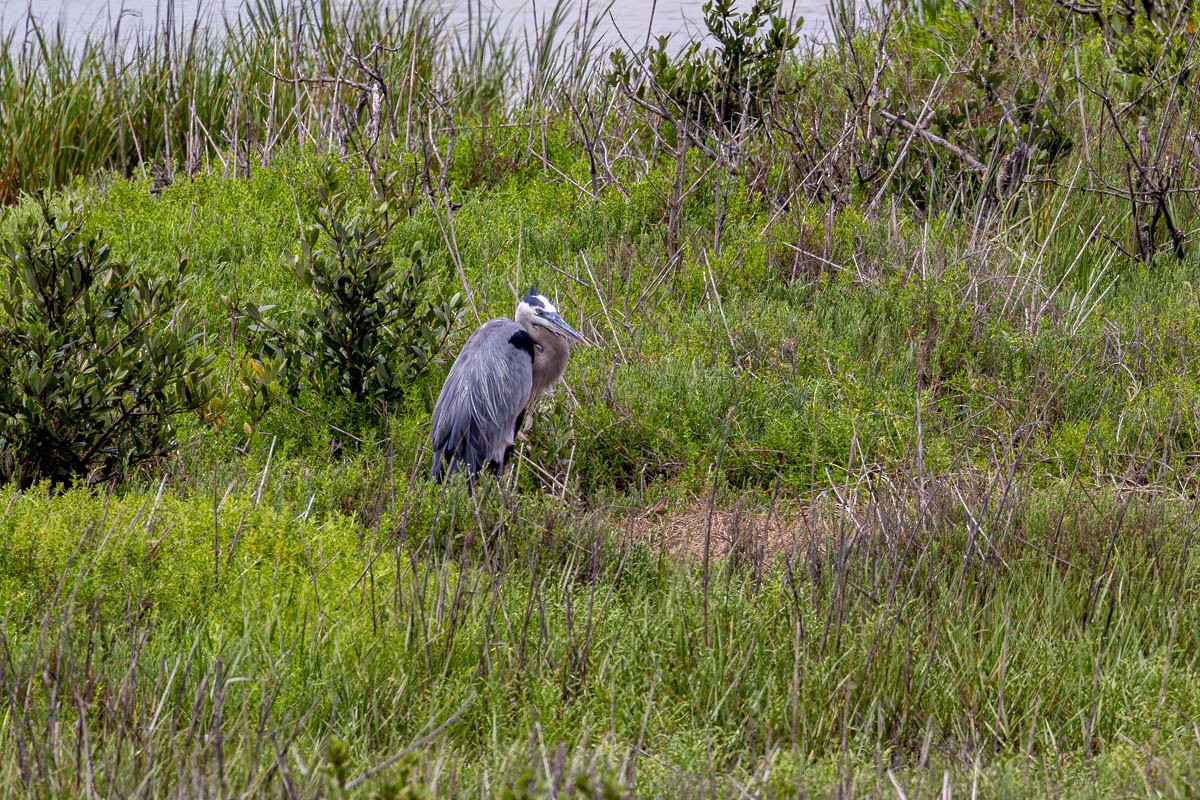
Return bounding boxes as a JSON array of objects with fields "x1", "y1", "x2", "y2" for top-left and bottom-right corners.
[{"x1": 432, "y1": 419, "x2": 503, "y2": 483}]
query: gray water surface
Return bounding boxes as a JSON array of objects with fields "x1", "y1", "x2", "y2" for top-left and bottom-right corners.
[{"x1": 2, "y1": 0, "x2": 831, "y2": 50}]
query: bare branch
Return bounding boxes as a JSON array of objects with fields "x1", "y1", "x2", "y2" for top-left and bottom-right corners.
[{"x1": 877, "y1": 109, "x2": 987, "y2": 174}]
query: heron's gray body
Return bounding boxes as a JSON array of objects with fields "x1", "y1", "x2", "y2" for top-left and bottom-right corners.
[
  {"x1": 430, "y1": 289, "x2": 586, "y2": 483},
  {"x1": 431, "y1": 319, "x2": 533, "y2": 479}
]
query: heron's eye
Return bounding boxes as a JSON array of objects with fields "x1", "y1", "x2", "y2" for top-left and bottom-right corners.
[{"x1": 535, "y1": 308, "x2": 544, "y2": 315}]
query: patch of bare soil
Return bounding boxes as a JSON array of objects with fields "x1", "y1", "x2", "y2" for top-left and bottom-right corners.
[
  {"x1": 611, "y1": 473, "x2": 991, "y2": 566},
  {"x1": 616, "y1": 497, "x2": 837, "y2": 564}
]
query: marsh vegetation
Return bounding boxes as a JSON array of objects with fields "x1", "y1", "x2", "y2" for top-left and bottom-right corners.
[{"x1": 3, "y1": 0, "x2": 1200, "y2": 796}]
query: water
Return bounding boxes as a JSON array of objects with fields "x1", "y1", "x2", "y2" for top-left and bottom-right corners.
[
  {"x1": 432, "y1": 0, "x2": 833, "y2": 48},
  {"x1": 1, "y1": 0, "x2": 832, "y2": 50}
]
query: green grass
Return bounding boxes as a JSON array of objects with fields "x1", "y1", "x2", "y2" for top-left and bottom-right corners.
[
  {"x1": 0, "y1": 0, "x2": 529, "y2": 205},
  {"x1": 9, "y1": 153, "x2": 1200, "y2": 793},
  {"x1": 4, "y1": 480, "x2": 1200, "y2": 797},
  {"x1": 5, "y1": 0, "x2": 1200, "y2": 795}
]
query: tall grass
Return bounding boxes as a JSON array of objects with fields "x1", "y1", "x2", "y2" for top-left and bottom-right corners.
[
  {"x1": 0, "y1": 0, "x2": 609, "y2": 204},
  {"x1": 3, "y1": 0, "x2": 1200, "y2": 795},
  {"x1": 3, "y1": 470, "x2": 1199, "y2": 797}
]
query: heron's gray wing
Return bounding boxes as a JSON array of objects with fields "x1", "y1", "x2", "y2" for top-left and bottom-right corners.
[{"x1": 431, "y1": 319, "x2": 534, "y2": 480}]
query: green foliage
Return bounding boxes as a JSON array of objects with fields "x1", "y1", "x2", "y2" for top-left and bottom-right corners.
[
  {"x1": 0, "y1": 198, "x2": 214, "y2": 486},
  {"x1": 4, "y1": 482, "x2": 1200, "y2": 796},
  {"x1": 372, "y1": 754, "x2": 431, "y2": 800},
  {"x1": 236, "y1": 355, "x2": 287, "y2": 433},
  {"x1": 499, "y1": 767, "x2": 624, "y2": 799},
  {"x1": 1110, "y1": 10, "x2": 1200, "y2": 111},
  {"x1": 608, "y1": 0, "x2": 800, "y2": 129},
  {"x1": 242, "y1": 165, "x2": 462, "y2": 408},
  {"x1": 0, "y1": 0, "x2": 457, "y2": 204},
  {"x1": 7, "y1": 0, "x2": 1200, "y2": 794},
  {"x1": 866, "y1": 4, "x2": 1076, "y2": 213},
  {"x1": 197, "y1": 354, "x2": 288, "y2": 440}
]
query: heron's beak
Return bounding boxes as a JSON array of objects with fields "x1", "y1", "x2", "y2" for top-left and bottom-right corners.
[{"x1": 545, "y1": 312, "x2": 588, "y2": 345}]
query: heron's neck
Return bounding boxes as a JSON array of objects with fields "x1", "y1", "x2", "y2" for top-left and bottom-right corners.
[{"x1": 528, "y1": 325, "x2": 571, "y2": 403}]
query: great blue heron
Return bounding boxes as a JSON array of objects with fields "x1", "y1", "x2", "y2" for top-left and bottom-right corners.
[{"x1": 431, "y1": 287, "x2": 587, "y2": 483}]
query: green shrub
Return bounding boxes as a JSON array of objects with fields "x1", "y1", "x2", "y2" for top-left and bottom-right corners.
[
  {"x1": 0, "y1": 198, "x2": 215, "y2": 486},
  {"x1": 241, "y1": 166, "x2": 462, "y2": 408},
  {"x1": 608, "y1": 0, "x2": 800, "y2": 129}
]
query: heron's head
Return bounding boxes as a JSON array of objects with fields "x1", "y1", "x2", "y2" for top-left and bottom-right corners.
[{"x1": 516, "y1": 287, "x2": 588, "y2": 345}]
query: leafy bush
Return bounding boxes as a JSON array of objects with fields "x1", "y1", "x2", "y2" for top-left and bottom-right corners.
[
  {"x1": 1111, "y1": 10, "x2": 1200, "y2": 111},
  {"x1": 242, "y1": 167, "x2": 462, "y2": 407},
  {"x1": 200, "y1": 354, "x2": 287, "y2": 438},
  {"x1": 0, "y1": 199, "x2": 215, "y2": 486},
  {"x1": 608, "y1": 0, "x2": 800, "y2": 129}
]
